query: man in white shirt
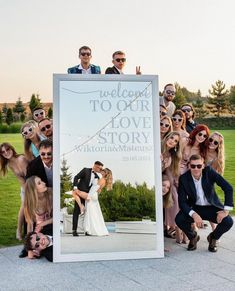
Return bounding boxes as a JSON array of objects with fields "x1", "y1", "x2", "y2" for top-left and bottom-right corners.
[
  {"x1": 175, "y1": 154, "x2": 233, "y2": 252},
  {"x1": 159, "y1": 83, "x2": 176, "y2": 117},
  {"x1": 68, "y1": 46, "x2": 101, "y2": 74}
]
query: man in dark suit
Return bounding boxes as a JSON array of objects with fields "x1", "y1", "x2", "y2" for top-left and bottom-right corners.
[
  {"x1": 25, "y1": 224, "x2": 53, "y2": 262},
  {"x1": 175, "y1": 154, "x2": 233, "y2": 252},
  {"x1": 26, "y1": 139, "x2": 53, "y2": 187},
  {"x1": 105, "y1": 50, "x2": 125, "y2": 74},
  {"x1": 68, "y1": 46, "x2": 101, "y2": 74},
  {"x1": 105, "y1": 50, "x2": 141, "y2": 75},
  {"x1": 72, "y1": 161, "x2": 103, "y2": 236}
]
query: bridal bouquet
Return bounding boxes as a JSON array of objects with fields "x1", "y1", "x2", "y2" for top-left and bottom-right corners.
[{"x1": 64, "y1": 197, "x2": 74, "y2": 215}]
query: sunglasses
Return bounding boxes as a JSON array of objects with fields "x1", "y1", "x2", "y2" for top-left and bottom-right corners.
[
  {"x1": 165, "y1": 90, "x2": 175, "y2": 96},
  {"x1": 0, "y1": 147, "x2": 10, "y2": 155},
  {"x1": 190, "y1": 164, "x2": 203, "y2": 169},
  {"x1": 22, "y1": 127, "x2": 33, "y2": 136},
  {"x1": 172, "y1": 117, "x2": 182, "y2": 122},
  {"x1": 160, "y1": 122, "x2": 170, "y2": 128},
  {"x1": 80, "y1": 52, "x2": 91, "y2": 56},
  {"x1": 160, "y1": 111, "x2": 167, "y2": 116},
  {"x1": 40, "y1": 124, "x2": 51, "y2": 132},
  {"x1": 182, "y1": 108, "x2": 191, "y2": 113},
  {"x1": 34, "y1": 112, "x2": 44, "y2": 117},
  {"x1": 209, "y1": 138, "x2": 219, "y2": 146},
  {"x1": 198, "y1": 132, "x2": 208, "y2": 139},
  {"x1": 114, "y1": 58, "x2": 126, "y2": 63},
  {"x1": 40, "y1": 152, "x2": 52, "y2": 157},
  {"x1": 33, "y1": 235, "x2": 41, "y2": 249}
]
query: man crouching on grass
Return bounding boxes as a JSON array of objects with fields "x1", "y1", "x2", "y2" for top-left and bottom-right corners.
[{"x1": 175, "y1": 154, "x2": 233, "y2": 252}]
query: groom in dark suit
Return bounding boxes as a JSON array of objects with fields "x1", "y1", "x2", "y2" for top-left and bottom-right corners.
[
  {"x1": 175, "y1": 154, "x2": 233, "y2": 252},
  {"x1": 72, "y1": 161, "x2": 103, "y2": 236}
]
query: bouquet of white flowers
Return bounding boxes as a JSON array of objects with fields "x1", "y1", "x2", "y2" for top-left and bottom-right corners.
[{"x1": 64, "y1": 197, "x2": 75, "y2": 215}]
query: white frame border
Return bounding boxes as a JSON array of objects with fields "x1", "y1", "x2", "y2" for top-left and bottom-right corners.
[{"x1": 53, "y1": 74, "x2": 163, "y2": 262}]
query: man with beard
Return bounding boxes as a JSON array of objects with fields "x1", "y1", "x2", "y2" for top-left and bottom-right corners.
[{"x1": 160, "y1": 83, "x2": 176, "y2": 117}]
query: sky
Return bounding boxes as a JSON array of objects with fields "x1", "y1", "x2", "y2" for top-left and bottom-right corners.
[{"x1": 0, "y1": 0, "x2": 235, "y2": 103}]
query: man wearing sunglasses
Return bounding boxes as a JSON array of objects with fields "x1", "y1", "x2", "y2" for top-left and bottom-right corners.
[
  {"x1": 67, "y1": 46, "x2": 101, "y2": 74},
  {"x1": 38, "y1": 118, "x2": 53, "y2": 140},
  {"x1": 105, "y1": 50, "x2": 141, "y2": 75},
  {"x1": 175, "y1": 154, "x2": 233, "y2": 252},
  {"x1": 25, "y1": 224, "x2": 53, "y2": 262},
  {"x1": 159, "y1": 83, "x2": 176, "y2": 117},
  {"x1": 26, "y1": 139, "x2": 53, "y2": 187},
  {"x1": 181, "y1": 103, "x2": 198, "y2": 133}
]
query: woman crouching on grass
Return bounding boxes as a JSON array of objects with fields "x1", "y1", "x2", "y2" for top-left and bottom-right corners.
[
  {"x1": 24, "y1": 176, "x2": 52, "y2": 258},
  {"x1": 0, "y1": 142, "x2": 28, "y2": 241}
]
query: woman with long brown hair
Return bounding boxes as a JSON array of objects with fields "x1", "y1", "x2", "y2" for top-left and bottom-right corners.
[
  {"x1": 171, "y1": 109, "x2": 189, "y2": 147},
  {"x1": 24, "y1": 176, "x2": 52, "y2": 234},
  {"x1": 0, "y1": 142, "x2": 28, "y2": 240}
]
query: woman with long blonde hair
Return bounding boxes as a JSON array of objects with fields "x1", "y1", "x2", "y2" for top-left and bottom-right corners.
[
  {"x1": 160, "y1": 115, "x2": 173, "y2": 140},
  {"x1": 21, "y1": 121, "x2": 45, "y2": 161},
  {"x1": 24, "y1": 176, "x2": 52, "y2": 234},
  {"x1": 205, "y1": 131, "x2": 225, "y2": 175}
]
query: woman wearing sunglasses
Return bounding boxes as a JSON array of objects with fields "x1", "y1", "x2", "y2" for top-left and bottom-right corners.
[
  {"x1": 24, "y1": 175, "x2": 52, "y2": 258},
  {"x1": 181, "y1": 124, "x2": 210, "y2": 174},
  {"x1": 21, "y1": 121, "x2": 45, "y2": 161},
  {"x1": 205, "y1": 132, "x2": 225, "y2": 175},
  {"x1": 171, "y1": 109, "x2": 189, "y2": 147},
  {"x1": 160, "y1": 115, "x2": 173, "y2": 140},
  {"x1": 0, "y1": 143, "x2": 28, "y2": 241}
]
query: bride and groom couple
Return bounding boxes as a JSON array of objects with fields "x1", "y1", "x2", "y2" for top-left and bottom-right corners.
[{"x1": 72, "y1": 161, "x2": 113, "y2": 237}]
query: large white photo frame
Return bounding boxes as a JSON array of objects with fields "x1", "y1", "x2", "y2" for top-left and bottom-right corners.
[{"x1": 53, "y1": 74, "x2": 163, "y2": 262}]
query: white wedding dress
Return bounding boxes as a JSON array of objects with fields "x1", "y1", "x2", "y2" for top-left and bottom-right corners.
[{"x1": 83, "y1": 179, "x2": 109, "y2": 236}]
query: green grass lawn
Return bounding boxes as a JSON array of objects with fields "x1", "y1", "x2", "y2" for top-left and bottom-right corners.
[{"x1": 0, "y1": 131, "x2": 235, "y2": 247}]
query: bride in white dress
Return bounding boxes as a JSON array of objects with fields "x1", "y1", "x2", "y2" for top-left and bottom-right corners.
[{"x1": 73, "y1": 168, "x2": 113, "y2": 236}]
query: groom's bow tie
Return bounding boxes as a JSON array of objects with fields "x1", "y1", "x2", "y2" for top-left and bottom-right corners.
[{"x1": 92, "y1": 171, "x2": 99, "y2": 179}]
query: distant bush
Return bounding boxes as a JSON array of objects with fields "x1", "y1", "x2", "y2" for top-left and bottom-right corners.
[
  {"x1": 196, "y1": 117, "x2": 235, "y2": 129},
  {"x1": 0, "y1": 123, "x2": 22, "y2": 133},
  {"x1": 99, "y1": 180, "x2": 156, "y2": 221}
]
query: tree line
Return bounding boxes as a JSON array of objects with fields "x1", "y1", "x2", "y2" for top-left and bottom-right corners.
[{"x1": 0, "y1": 94, "x2": 52, "y2": 125}]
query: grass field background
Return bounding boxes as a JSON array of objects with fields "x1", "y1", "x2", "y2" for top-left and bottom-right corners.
[{"x1": 0, "y1": 131, "x2": 235, "y2": 247}]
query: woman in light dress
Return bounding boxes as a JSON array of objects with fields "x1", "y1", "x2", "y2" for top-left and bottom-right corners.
[
  {"x1": 161, "y1": 131, "x2": 183, "y2": 243},
  {"x1": 0, "y1": 142, "x2": 28, "y2": 240},
  {"x1": 74, "y1": 168, "x2": 113, "y2": 236}
]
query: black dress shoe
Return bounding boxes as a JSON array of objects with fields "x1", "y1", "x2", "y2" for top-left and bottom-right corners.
[
  {"x1": 187, "y1": 233, "x2": 200, "y2": 251},
  {"x1": 85, "y1": 232, "x2": 91, "y2": 236},
  {"x1": 72, "y1": 231, "x2": 78, "y2": 237},
  {"x1": 207, "y1": 233, "x2": 217, "y2": 252},
  {"x1": 19, "y1": 247, "x2": 28, "y2": 258}
]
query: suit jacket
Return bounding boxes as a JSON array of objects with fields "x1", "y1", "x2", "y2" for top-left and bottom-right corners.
[
  {"x1": 67, "y1": 64, "x2": 101, "y2": 74},
  {"x1": 40, "y1": 224, "x2": 53, "y2": 262},
  {"x1": 73, "y1": 167, "x2": 93, "y2": 192},
  {"x1": 105, "y1": 66, "x2": 120, "y2": 74},
  {"x1": 178, "y1": 166, "x2": 233, "y2": 215},
  {"x1": 26, "y1": 156, "x2": 49, "y2": 186}
]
